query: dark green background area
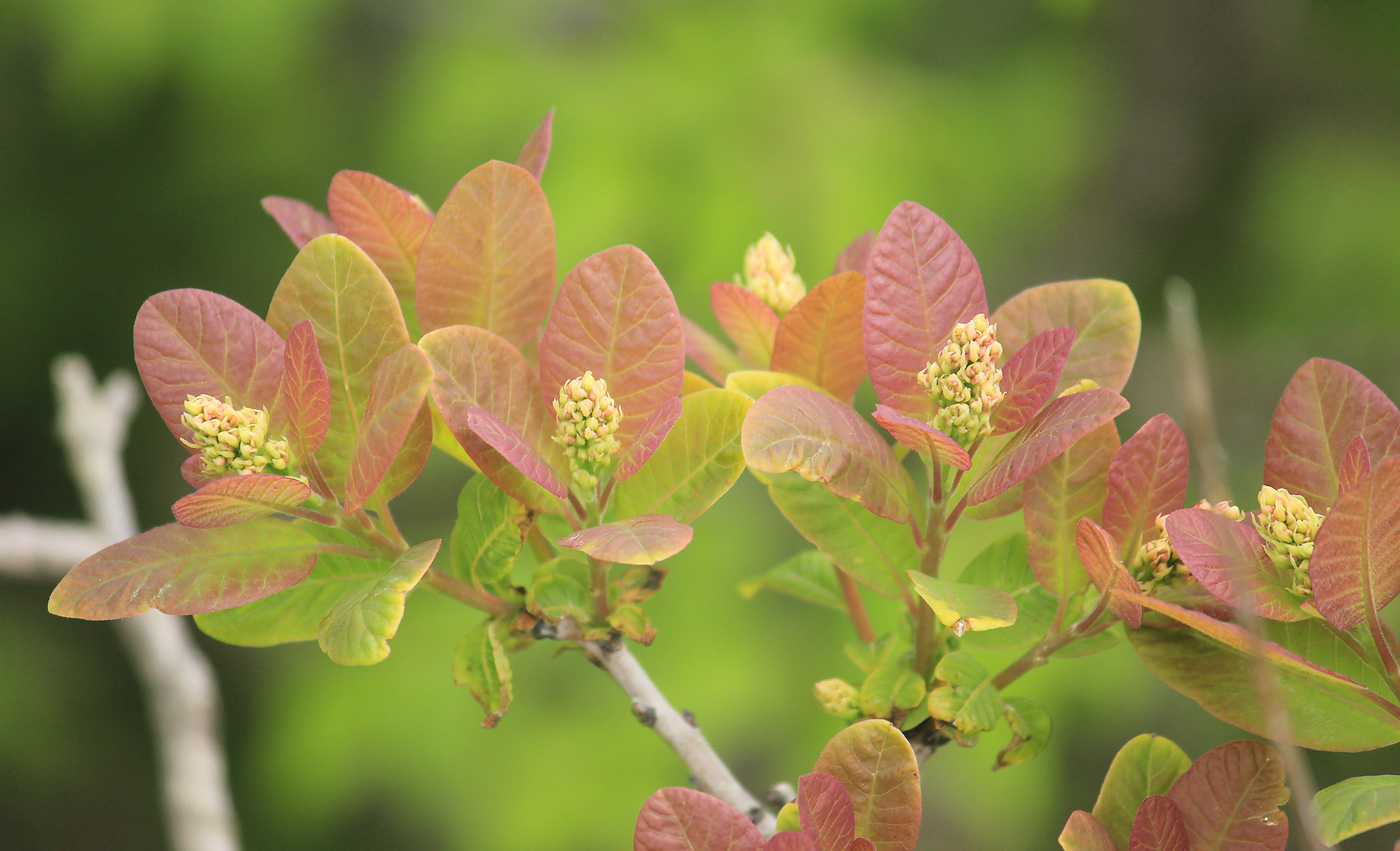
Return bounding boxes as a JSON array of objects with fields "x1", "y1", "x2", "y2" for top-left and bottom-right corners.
[{"x1": 3, "y1": 1, "x2": 1399, "y2": 849}]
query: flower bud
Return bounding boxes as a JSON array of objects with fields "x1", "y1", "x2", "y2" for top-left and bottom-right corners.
[
  {"x1": 813, "y1": 678, "x2": 861, "y2": 721},
  {"x1": 552, "y1": 371, "x2": 623, "y2": 491},
  {"x1": 1254, "y1": 486, "x2": 1324, "y2": 598},
  {"x1": 736, "y1": 233, "x2": 805, "y2": 315},
  {"x1": 180, "y1": 394, "x2": 293, "y2": 477},
  {"x1": 917, "y1": 314, "x2": 1004, "y2": 444}
]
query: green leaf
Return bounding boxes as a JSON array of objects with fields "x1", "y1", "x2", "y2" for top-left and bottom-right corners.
[
  {"x1": 812, "y1": 719, "x2": 921, "y2": 851},
  {"x1": 266, "y1": 234, "x2": 412, "y2": 499},
  {"x1": 50, "y1": 520, "x2": 319, "y2": 620},
  {"x1": 1312, "y1": 457, "x2": 1400, "y2": 629},
  {"x1": 1058, "y1": 811, "x2": 1117, "y2": 851},
  {"x1": 927, "y1": 651, "x2": 1003, "y2": 736},
  {"x1": 1312, "y1": 775, "x2": 1400, "y2": 845},
  {"x1": 611, "y1": 388, "x2": 751, "y2": 523},
  {"x1": 607, "y1": 604, "x2": 655, "y2": 645},
  {"x1": 1166, "y1": 741, "x2": 1288, "y2": 851},
  {"x1": 529, "y1": 559, "x2": 592, "y2": 622},
  {"x1": 723, "y1": 369, "x2": 833, "y2": 401},
  {"x1": 1025, "y1": 422, "x2": 1118, "y2": 596},
  {"x1": 558, "y1": 514, "x2": 693, "y2": 565},
  {"x1": 710, "y1": 281, "x2": 778, "y2": 368},
  {"x1": 450, "y1": 475, "x2": 533, "y2": 588},
  {"x1": 996, "y1": 695, "x2": 1051, "y2": 769},
  {"x1": 907, "y1": 574, "x2": 1016, "y2": 635},
  {"x1": 956, "y1": 533, "x2": 1057, "y2": 654},
  {"x1": 771, "y1": 271, "x2": 868, "y2": 403},
  {"x1": 453, "y1": 619, "x2": 514, "y2": 728},
  {"x1": 317, "y1": 539, "x2": 439, "y2": 666},
  {"x1": 767, "y1": 473, "x2": 916, "y2": 601},
  {"x1": 171, "y1": 474, "x2": 312, "y2": 529},
  {"x1": 374, "y1": 402, "x2": 431, "y2": 505},
  {"x1": 1091, "y1": 734, "x2": 1193, "y2": 851},
  {"x1": 739, "y1": 550, "x2": 846, "y2": 611},
  {"x1": 344, "y1": 344, "x2": 434, "y2": 512},
  {"x1": 859, "y1": 658, "x2": 927, "y2": 718},
  {"x1": 992, "y1": 278, "x2": 1141, "y2": 396},
  {"x1": 775, "y1": 801, "x2": 802, "y2": 834}
]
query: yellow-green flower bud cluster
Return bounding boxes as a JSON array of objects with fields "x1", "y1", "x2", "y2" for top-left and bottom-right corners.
[
  {"x1": 813, "y1": 678, "x2": 861, "y2": 721},
  {"x1": 1132, "y1": 500, "x2": 1244, "y2": 594},
  {"x1": 180, "y1": 394, "x2": 292, "y2": 477},
  {"x1": 917, "y1": 314, "x2": 1004, "y2": 444},
  {"x1": 552, "y1": 371, "x2": 623, "y2": 491},
  {"x1": 736, "y1": 233, "x2": 805, "y2": 315},
  {"x1": 1254, "y1": 485, "x2": 1324, "y2": 598}
]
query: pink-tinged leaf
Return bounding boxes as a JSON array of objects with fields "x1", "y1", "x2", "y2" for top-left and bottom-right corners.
[
  {"x1": 414, "y1": 160, "x2": 556, "y2": 354},
  {"x1": 49, "y1": 520, "x2": 318, "y2": 619},
  {"x1": 261, "y1": 196, "x2": 334, "y2": 248},
  {"x1": 812, "y1": 719, "x2": 920, "y2": 851},
  {"x1": 742, "y1": 386, "x2": 914, "y2": 525},
  {"x1": 1164, "y1": 508, "x2": 1309, "y2": 622},
  {"x1": 172, "y1": 475, "x2": 312, "y2": 528},
  {"x1": 993, "y1": 279, "x2": 1140, "y2": 395},
  {"x1": 326, "y1": 170, "x2": 435, "y2": 339},
  {"x1": 872, "y1": 405, "x2": 971, "y2": 471},
  {"x1": 467, "y1": 406, "x2": 567, "y2": 500},
  {"x1": 267, "y1": 235, "x2": 412, "y2": 499},
  {"x1": 772, "y1": 272, "x2": 869, "y2": 403},
  {"x1": 1167, "y1": 741, "x2": 1289, "y2": 851},
  {"x1": 613, "y1": 396, "x2": 683, "y2": 483},
  {"x1": 277, "y1": 320, "x2": 331, "y2": 457},
  {"x1": 1092, "y1": 734, "x2": 1194, "y2": 850},
  {"x1": 991, "y1": 326, "x2": 1074, "y2": 435},
  {"x1": 1129, "y1": 796, "x2": 1190, "y2": 851},
  {"x1": 1338, "y1": 435, "x2": 1371, "y2": 499},
  {"x1": 375, "y1": 402, "x2": 431, "y2": 505},
  {"x1": 1311, "y1": 457, "x2": 1400, "y2": 630},
  {"x1": 558, "y1": 514, "x2": 693, "y2": 565},
  {"x1": 344, "y1": 345, "x2": 434, "y2": 512},
  {"x1": 712, "y1": 282, "x2": 780, "y2": 368},
  {"x1": 683, "y1": 315, "x2": 748, "y2": 385},
  {"x1": 849, "y1": 840, "x2": 875, "y2": 851},
  {"x1": 1058, "y1": 811, "x2": 1118, "y2": 851},
  {"x1": 1103, "y1": 415, "x2": 1190, "y2": 561},
  {"x1": 515, "y1": 108, "x2": 554, "y2": 182},
  {"x1": 419, "y1": 325, "x2": 564, "y2": 510},
  {"x1": 1026, "y1": 424, "x2": 1118, "y2": 596},
  {"x1": 864, "y1": 202, "x2": 987, "y2": 417},
  {"x1": 833, "y1": 230, "x2": 872, "y2": 278},
  {"x1": 1078, "y1": 518, "x2": 1143, "y2": 627},
  {"x1": 766, "y1": 832, "x2": 818, "y2": 851},
  {"x1": 966, "y1": 388, "x2": 1129, "y2": 506},
  {"x1": 541, "y1": 245, "x2": 686, "y2": 451},
  {"x1": 799, "y1": 772, "x2": 855, "y2": 851},
  {"x1": 632, "y1": 787, "x2": 764, "y2": 851},
  {"x1": 1264, "y1": 358, "x2": 1400, "y2": 512},
  {"x1": 134, "y1": 288, "x2": 286, "y2": 446},
  {"x1": 181, "y1": 455, "x2": 212, "y2": 487}
]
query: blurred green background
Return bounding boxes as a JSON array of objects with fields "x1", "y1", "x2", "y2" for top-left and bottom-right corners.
[{"x1": 3, "y1": 0, "x2": 1400, "y2": 848}]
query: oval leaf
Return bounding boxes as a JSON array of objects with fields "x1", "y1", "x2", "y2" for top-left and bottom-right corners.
[
  {"x1": 712, "y1": 281, "x2": 779, "y2": 368},
  {"x1": 1092, "y1": 734, "x2": 1193, "y2": 851},
  {"x1": 450, "y1": 475, "x2": 531, "y2": 587},
  {"x1": 1312, "y1": 457, "x2": 1400, "y2": 630},
  {"x1": 633, "y1": 787, "x2": 764, "y2": 851},
  {"x1": 261, "y1": 196, "x2": 333, "y2": 248},
  {"x1": 172, "y1": 474, "x2": 312, "y2": 528},
  {"x1": 559, "y1": 514, "x2": 694, "y2": 565},
  {"x1": 992, "y1": 279, "x2": 1140, "y2": 395},
  {"x1": 467, "y1": 406, "x2": 567, "y2": 499},
  {"x1": 454, "y1": 619, "x2": 513, "y2": 728},
  {"x1": 812, "y1": 719, "x2": 921, "y2": 851},
  {"x1": 1164, "y1": 508, "x2": 1309, "y2": 622},
  {"x1": 1059, "y1": 811, "x2": 1117, "y2": 851},
  {"x1": 1129, "y1": 796, "x2": 1190, "y2": 851},
  {"x1": 344, "y1": 344, "x2": 434, "y2": 512},
  {"x1": 1102, "y1": 415, "x2": 1190, "y2": 561},
  {"x1": 872, "y1": 405, "x2": 971, "y2": 471},
  {"x1": 1025, "y1": 423, "x2": 1118, "y2": 596},
  {"x1": 991, "y1": 326, "x2": 1074, "y2": 434},
  {"x1": 771, "y1": 271, "x2": 868, "y2": 402},
  {"x1": 318, "y1": 539, "x2": 439, "y2": 666},
  {"x1": 1167, "y1": 740, "x2": 1289, "y2": 851},
  {"x1": 277, "y1": 320, "x2": 332, "y2": 457},
  {"x1": 1312, "y1": 774, "x2": 1400, "y2": 846},
  {"x1": 799, "y1": 771, "x2": 855, "y2": 851},
  {"x1": 907, "y1": 574, "x2": 1016, "y2": 634},
  {"x1": 1078, "y1": 517, "x2": 1143, "y2": 628}
]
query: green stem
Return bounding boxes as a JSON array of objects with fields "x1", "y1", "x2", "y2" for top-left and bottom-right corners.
[
  {"x1": 991, "y1": 593, "x2": 1115, "y2": 691},
  {"x1": 526, "y1": 523, "x2": 555, "y2": 563},
  {"x1": 1365, "y1": 605, "x2": 1400, "y2": 700},
  {"x1": 914, "y1": 461, "x2": 948, "y2": 677},
  {"x1": 423, "y1": 568, "x2": 515, "y2": 618},
  {"x1": 590, "y1": 556, "x2": 612, "y2": 621}
]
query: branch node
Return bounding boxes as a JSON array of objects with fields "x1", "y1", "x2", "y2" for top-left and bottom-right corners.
[
  {"x1": 682, "y1": 709, "x2": 698, "y2": 728},
  {"x1": 631, "y1": 700, "x2": 658, "y2": 727}
]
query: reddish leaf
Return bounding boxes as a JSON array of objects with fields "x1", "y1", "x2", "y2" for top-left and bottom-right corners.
[
  {"x1": 1102, "y1": 415, "x2": 1190, "y2": 561},
  {"x1": 849, "y1": 842, "x2": 875, "y2": 851},
  {"x1": 864, "y1": 201, "x2": 987, "y2": 417},
  {"x1": 833, "y1": 230, "x2": 872, "y2": 278},
  {"x1": 277, "y1": 320, "x2": 331, "y2": 457},
  {"x1": 1164, "y1": 508, "x2": 1308, "y2": 622},
  {"x1": 558, "y1": 514, "x2": 693, "y2": 565},
  {"x1": 799, "y1": 772, "x2": 855, "y2": 851},
  {"x1": 1092, "y1": 734, "x2": 1194, "y2": 850},
  {"x1": 172, "y1": 475, "x2": 312, "y2": 528},
  {"x1": 771, "y1": 272, "x2": 869, "y2": 402},
  {"x1": 540, "y1": 245, "x2": 686, "y2": 451},
  {"x1": 812, "y1": 720, "x2": 920, "y2": 851},
  {"x1": 683, "y1": 315, "x2": 748, "y2": 385},
  {"x1": 1026, "y1": 423, "x2": 1118, "y2": 596},
  {"x1": 414, "y1": 161, "x2": 556, "y2": 354},
  {"x1": 261, "y1": 196, "x2": 334, "y2": 248},
  {"x1": 467, "y1": 407, "x2": 567, "y2": 500},
  {"x1": 767, "y1": 833, "x2": 819, "y2": 851},
  {"x1": 134, "y1": 288, "x2": 286, "y2": 445},
  {"x1": 633, "y1": 787, "x2": 764, "y2": 851},
  {"x1": 1058, "y1": 811, "x2": 1117, "y2": 851},
  {"x1": 49, "y1": 520, "x2": 318, "y2": 619},
  {"x1": 1264, "y1": 358, "x2": 1400, "y2": 512},
  {"x1": 613, "y1": 396, "x2": 683, "y2": 483},
  {"x1": 515, "y1": 108, "x2": 554, "y2": 182},
  {"x1": 344, "y1": 345, "x2": 434, "y2": 512},
  {"x1": 966, "y1": 388, "x2": 1129, "y2": 506},
  {"x1": 181, "y1": 455, "x2": 212, "y2": 487},
  {"x1": 991, "y1": 326, "x2": 1074, "y2": 435},
  {"x1": 743, "y1": 386, "x2": 914, "y2": 525},
  {"x1": 1167, "y1": 741, "x2": 1289, "y2": 851},
  {"x1": 1311, "y1": 457, "x2": 1400, "y2": 630},
  {"x1": 326, "y1": 170, "x2": 434, "y2": 338},
  {"x1": 375, "y1": 402, "x2": 432, "y2": 505},
  {"x1": 1078, "y1": 518, "x2": 1143, "y2": 627},
  {"x1": 872, "y1": 405, "x2": 971, "y2": 470},
  {"x1": 419, "y1": 325, "x2": 564, "y2": 510},
  {"x1": 1129, "y1": 797, "x2": 1189, "y2": 851},
  {"x1": 992, "y1": 279, "x2": 1140, "y2": 395},
  {"x1": 1338, "y1": 435, "x2": 1371, "y2": 499},
  {"x1": 712, "y1": 282, "x2": 780, "y2": 368}
]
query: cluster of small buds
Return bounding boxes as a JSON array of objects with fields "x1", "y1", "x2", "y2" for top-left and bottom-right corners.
[
  {"x1": 916, "y1": 313, "x2": 1005, "y2": 444},
  {"x1": 1131, "y1": 500, "x2": 1244, "y2": 594},
  {"x1": 736, "y1": 233, "x2": 805, "y2": 315},
  {"x1": 552, "y1": 371, "x2": 623, "y2": 491},
  {"x1": 1255, "y1": 485, "x2": 1325, "y2": 598},
  {"x1": 180, "y1": 395, "x2": 292, "y2": 477},
  {"x1": 813, "y1": 678, "x2": 861, "y2": 721}
]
